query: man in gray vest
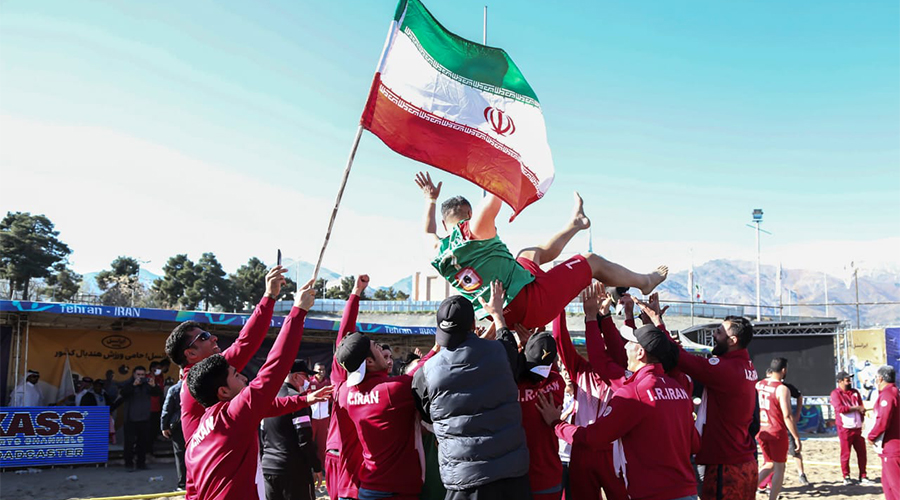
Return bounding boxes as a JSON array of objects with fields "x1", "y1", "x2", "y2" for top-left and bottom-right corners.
[{"x1": 413, "y1": 280, "x2": 531, "y2": 500}]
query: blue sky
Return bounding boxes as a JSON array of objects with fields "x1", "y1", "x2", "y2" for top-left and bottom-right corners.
[{"x1": 1, "y1": 0, "x2": 897, "y2": 285}]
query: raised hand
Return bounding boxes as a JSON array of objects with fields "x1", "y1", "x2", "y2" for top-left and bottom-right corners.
[
  {"x1": 633, "y1": 296, "x2": 664, "y2": 327},
  {"x1": 306, "y1": 384, "x2": 334, "y2": 404},
  {"x1": 513, "y1": 323, "x2": 535, "y2": 350},
  {"x1": 581, "y1": 282, "x2": 602, "y2": 318},
  {"x1": 599, "y1": 283, "x2": 615, "y2": 316},
  {"x1": 415, "y1": 171, "x2": 442, "y2": 201},
  {"x1": 295, "y1": 278, "x2": 317, "y2": 311},
  {"x1": 476, "y1": 323, "x2": 497, "y2": 340},
  {"x1": 535, "y1": 391, "x2": 563, "y2": 426},
  {"x1": 648, "y1": 292, "x2": 669, "y2": 317},
  {"x1": 354, "y1": 274, "x2": 370, "y2": 296},
  {"x1": 265, "y1": 266, "x2": 288, "y2": 299},
  {"x1": 478, "y1": 280, "x2": 507, "y2": 330}
]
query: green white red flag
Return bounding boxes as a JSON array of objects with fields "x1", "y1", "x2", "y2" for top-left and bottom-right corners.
[{"x1": 361, "y1": 0, "x2": 555, "y2": 219}]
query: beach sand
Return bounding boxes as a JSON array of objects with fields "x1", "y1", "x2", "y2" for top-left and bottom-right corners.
[{"x1": 0, "y1": 436, "x2": 886, "y2": 500}]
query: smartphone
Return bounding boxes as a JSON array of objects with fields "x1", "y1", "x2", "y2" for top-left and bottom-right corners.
[{"x1": 277, "y1": 249, "x2": 282, "y2": 267}]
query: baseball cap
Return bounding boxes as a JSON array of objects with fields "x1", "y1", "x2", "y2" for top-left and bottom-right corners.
[
  {"x1": 435, "y1": 296, "x2": 474, "y2": 349},
  {"x1": 289, "y1": 360, "x2": 316, "y2": 376},
  {"x1": 524, "y1": 332, "x2": 557, "y2": 378},
  {"x1": 335, "y1": 333, "x2": 371, "y2": 387},
  {"x1": 27, "y1": 370, "x2": 40, "y2": 377},
  {"x1": 635, "y1": 324, "x2": 679, "y2": 372},
  {"x1": 836, "y1": 370, "x2": 853, "y2": 382}
]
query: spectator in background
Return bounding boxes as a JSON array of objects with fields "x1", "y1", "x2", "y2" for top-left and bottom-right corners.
[
  {"x1": 309, "y1": 361, "x2": 331, "y2": 469},
  {"x1": 9, "y1": 370, "x2": 43, "y2": 406},
  {"x1": 81, "y1": 378, "x2": 110, "y2": 406},
  {"x1": 75, "y1": 377, "x2": 94, "y2": 405},
  {"x1": 831, "y1": 371, "x2": 874, "y2": 485},
  {"x1": 117, "y1": 365, "x2": 162, "y2": 471},
  {"x1": 868, "y1": 365, "x2": 898, "y2": 499},
  {"x1": 149, "y1": 361, "x2": 165, "y2": 442},
  {"x1": 260, "y1": 360, "x2": 322, "y2": 500},
  {"x1": 161, "y1": 378, "x2": 185, "y2": 491}
]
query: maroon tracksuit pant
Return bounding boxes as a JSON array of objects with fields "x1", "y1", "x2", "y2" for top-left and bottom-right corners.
[{"x1": 838, "y1": 427, "x2": 867, "y2": 478}]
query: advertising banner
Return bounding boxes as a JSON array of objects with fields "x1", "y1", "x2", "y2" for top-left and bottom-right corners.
[{"x1": 0, "y1": 406, "x2": 108, "y2": 467}]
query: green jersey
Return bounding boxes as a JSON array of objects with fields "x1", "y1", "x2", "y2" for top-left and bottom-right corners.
[{"x1": 431, "y1": 220, "x2": 535, "y2": 319}]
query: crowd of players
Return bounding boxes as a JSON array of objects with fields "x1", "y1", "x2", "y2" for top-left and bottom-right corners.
[{"x1": 162, "y1": 177, "x2": 899, "y2": 500}]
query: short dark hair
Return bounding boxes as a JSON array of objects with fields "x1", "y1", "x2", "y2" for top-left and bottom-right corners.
[
  {"x1": 724, "y1": 316, "x2": 753, "y2": 348},
  {"x1": 187, "y1": 355, "x2": 230, "y2": 408},
  {"x1": 167, "y1": 321, "x2": 202, "y2": 367},
  {"x1": 441, "y1": 196, "x2": 471, "y2": 221},
  {"x1": 769, "y1": 357, "x2": 788, "y2": 373},
  {"x1": 878, "y1": 365, "x2": 896, "y2": 384},
  {"x1": 149, "y1": 361, "x2": 159, "y2": 368},
  {"x1": 381, "y1": 344, "x2": 391, "y2": 351},
  {"x1": 133, "y1": 365, "x2": 147, "y2": 374}
]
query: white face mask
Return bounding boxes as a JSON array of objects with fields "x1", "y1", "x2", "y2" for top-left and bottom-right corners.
[
  {"x1": 154, "y1": 369, "x2": 162, "y2": 376},
  {"x1": 302, "y1": 380, "x2": 310, "y2": 392}
]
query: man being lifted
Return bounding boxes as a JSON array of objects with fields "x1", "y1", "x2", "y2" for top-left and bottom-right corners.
[{"x1": 416, "y1": 171, "x2": 667, "y2": 328}]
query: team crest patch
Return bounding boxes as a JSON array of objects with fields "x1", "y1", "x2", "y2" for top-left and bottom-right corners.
[
  {"x1": 882, "y1": 400, "x2": 888, "y2": 407},
  {"x1": 708, "y1": 358, "x2": 720, "y2": 366},
  {"x1": 602, "y1": 406, "x2": 612, "y2": 417},
  {"x1": 455, "y1": 267, "x2": 483, "y2": 292}
]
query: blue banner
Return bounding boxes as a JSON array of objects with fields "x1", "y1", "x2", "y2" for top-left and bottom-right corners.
[
  {"x1": 0, "y1": 300, "x2": 437, "y2": 336},
  {"x1": 0, "y1": 406, "x2": 108, "y2": 467}
]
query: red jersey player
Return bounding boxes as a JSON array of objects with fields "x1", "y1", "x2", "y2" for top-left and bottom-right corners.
[
  {"x1": 755, "y1": 358, "x2": 801, "y2": 500},
  {"x1": 415, "y1": 171, "x2": 667, "y2": 329},
  {"x1": 184, "y1": 280, "x2": 332, "y2": 500}
]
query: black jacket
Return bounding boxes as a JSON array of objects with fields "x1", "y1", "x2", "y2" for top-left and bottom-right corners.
[
  {"x1": 161, "y1": 382, "x2": 183, "y2": 442},
  {"x1": 117, "y1": 377, "x2": 162, "y2": 423},
  {"x1": 259, "y1": 383, "x2": 320, "y2": 477}
]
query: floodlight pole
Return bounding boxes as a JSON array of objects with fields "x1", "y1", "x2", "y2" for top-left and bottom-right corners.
[{"x1": 755, "y1": 219, "x2": 761, "y2": 321}]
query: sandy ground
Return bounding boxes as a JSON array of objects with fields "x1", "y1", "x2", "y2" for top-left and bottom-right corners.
[{"x1": 0, "y1": 436, "x2": 887, "y2": 500}]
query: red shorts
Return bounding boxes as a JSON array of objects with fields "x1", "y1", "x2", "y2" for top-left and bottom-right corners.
[
  {"x1": 503, "y1": 255, "x2": 593, "y2": 329},
  {"x1": 758, "y1": 433, "x2": 789, "y2": 463},
  {"x1": 325, "y1": 451, "x2": 358, "y2": 500}
]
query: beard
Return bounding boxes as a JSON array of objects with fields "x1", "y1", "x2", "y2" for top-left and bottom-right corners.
[{"x1": 711, "y1": 339, "x2": 728, "y2": 356}]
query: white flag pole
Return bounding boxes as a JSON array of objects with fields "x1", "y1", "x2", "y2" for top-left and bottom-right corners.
[
  {"x1": 481, "y1": 5, "x2": 488, "y2": 199},
  {"x1": 312, "y1": 125, "x2": 364, "y2": 282}
]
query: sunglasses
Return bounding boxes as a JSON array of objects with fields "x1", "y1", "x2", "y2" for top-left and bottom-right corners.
[{"x1": 187, "y1": 330, "x2": 212, "y2": 349}]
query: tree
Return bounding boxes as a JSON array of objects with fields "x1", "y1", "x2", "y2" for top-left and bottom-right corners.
[
  {"x1": 42, "y1": 263, "x2": 83, "y2": 303},
  {"x1": 314, "y1": 278, "x2": 328, "y2": 299},
  {"x1": 229, "y1": 257, "x2": 269, "y2": 312},
  {"x1": 96, "y1": 256, "x2": 141, "y2": 306},
  {"x1": 395, "y1": 290, "x2": 409, "y2": 300},
  {"x1": 152, "y1": 254, "x2": 199, "y2": 310},
  {"x1": 372, "y1": 287, "x2": 410, "y2": 301},
  {"x1": 325, "y1": 276, "x2": 366, "y2": 300},
  {"x1": 192, "y1": 253, "x2": 231, "y2": 311},
  {"x1": 0, "y1": 212, "x2": 72, "y2": 299}
]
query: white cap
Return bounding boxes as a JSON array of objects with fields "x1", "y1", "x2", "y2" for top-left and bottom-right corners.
[
  {"x1": 618, "y1": 325, "x2": 637, "y2": 343},
  {"x1": 346, "y1": 362, "x2": 367, "y2": 387}
]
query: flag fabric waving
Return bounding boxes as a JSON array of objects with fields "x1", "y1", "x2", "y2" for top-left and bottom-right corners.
[{"x1": 361, "y1": 0, "x2": 555, "y2": 219}]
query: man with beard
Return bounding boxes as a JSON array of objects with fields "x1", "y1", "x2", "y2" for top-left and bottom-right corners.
[{"x1": 668, "y1": 315, "x2": 758, "y2": 500}]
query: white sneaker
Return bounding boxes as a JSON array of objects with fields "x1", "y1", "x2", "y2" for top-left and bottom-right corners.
[
  {"x1": 842, "y1": 477, "x2": 854, "y2": 485},
  {"x1": 798, "y1": 473, "x2": 810, "y2": 486},
  {"x1": 859, "y1": 477, "x2": 877, "y2": 485}
]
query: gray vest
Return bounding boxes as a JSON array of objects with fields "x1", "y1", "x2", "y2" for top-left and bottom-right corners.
[{"x1": 421, "y1": 334, "x2": 529, "y2": 490}]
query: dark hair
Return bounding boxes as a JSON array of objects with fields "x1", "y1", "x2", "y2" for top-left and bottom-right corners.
[
  {"x1": 166, "y1": 321, "x2": 203, "y2": 367},
  {"x1": 769, "y1": 357, "x2": 788, "y2": 373},
  {"x1": 381, "y1": 344, "x2": 391, "y2": 351},
  {"x1": 133, "y1": 365, "x2": 147, "y2": 374},
  {"x1": 878, "y1": 365, "x2": 896, "y2": 384},
  {"x1": 441, "y1": 196, "x2": 471, "y2": 221},
  {"x1": 724, "y1": 316, "x2": 753, "y2": 348},
  {"x1": 187, "y1": 355, "x2": 230, "y2": 408}
]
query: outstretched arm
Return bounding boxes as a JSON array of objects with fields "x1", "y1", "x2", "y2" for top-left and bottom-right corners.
[
  {"x1": 265, "y1": 385, "x2": 334, "y2": 418},
  {"x1": 415, "y1": 172, "x2": 442, "y2": 245},
  {"x1": 227, "y1": 280, "x2": 316, "y2": 423},
  {"x1": 552, "y1": 311, "x2": 590, "y2": 379},
  {"x1": 468, "y1": 193, "x2": 501, "y2": 240},
  {"x1": 223, "y1": 266, "x2": 286, "y2": 371},
  {"x1": 480, "y1": 280, "x2": 523, "y2": 379}
]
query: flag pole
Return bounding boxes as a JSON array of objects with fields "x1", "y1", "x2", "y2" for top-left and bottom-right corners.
[
  {"x1": 481, "y1": 5, "x2": 488, "y2": 199},
  {"x1": 312, "y1": 125, "x2": 365, "y2": 281}
]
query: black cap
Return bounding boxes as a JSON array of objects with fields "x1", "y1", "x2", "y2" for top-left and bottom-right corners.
[
  {"x1": 289, "y1": 360, "x2": 316, "y2": 376},
  {"x1": 435, "y1": 296, "x2": 474, "y2": 349},
  {"x1": 635, "y1": 324, "x2": 679, "y2": 372},
  {"x1": 836, "y1": 370, "x2": 853, "y2": 382},
  {"x1": 524, "y1": 332, "x2": 557, "y2": 378},
  {"x1": 335, "y1": 333, "x2": 371, "y2": 386}
]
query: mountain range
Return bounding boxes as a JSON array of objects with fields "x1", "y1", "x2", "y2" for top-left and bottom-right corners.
[{"x1": 77, "y1": 258, "x2": 899, "y2": 327}]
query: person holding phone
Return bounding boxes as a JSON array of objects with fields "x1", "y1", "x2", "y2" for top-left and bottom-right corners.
[{"x1": 118, "y1": 365, "x2": 163, "y2": 471}]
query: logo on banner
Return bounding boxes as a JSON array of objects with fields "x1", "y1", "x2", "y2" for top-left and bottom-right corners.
[
  {"x1": 101, "y1": 335, "x2": 132, "y2": 349},
  {"x1": 484, "y1": 107, "x2": 516, "y2": 137}
]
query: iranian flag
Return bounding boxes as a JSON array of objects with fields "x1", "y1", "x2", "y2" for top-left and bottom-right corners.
[{"x1": 361, "y1": 0, "x2": 554, "y2": 219}]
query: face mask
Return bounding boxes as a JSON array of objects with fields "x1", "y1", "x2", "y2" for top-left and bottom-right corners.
[
  {"x1": 302, "y1": 380, "x2": 310, "y2": 392},
  {"x1": 154, "y1": 369, "x2": 162, "y2": 376}
]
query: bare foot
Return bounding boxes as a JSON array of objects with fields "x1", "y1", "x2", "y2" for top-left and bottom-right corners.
[
  {"x1": 640, "y1": 265, "x2": 668, "y2": 295},
  {"x1": 571, "y1": 191, "x2": 590, "y2": 230}
]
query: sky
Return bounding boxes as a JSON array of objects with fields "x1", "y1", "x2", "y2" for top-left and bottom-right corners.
[{"x1": 1, "y1": 0, "x2": 898, "y2": 288}]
